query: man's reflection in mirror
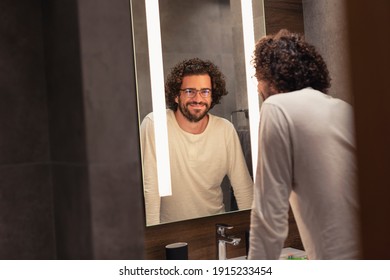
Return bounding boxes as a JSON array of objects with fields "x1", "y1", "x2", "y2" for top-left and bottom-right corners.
[{"x1": 140, "y1": 58, "x2": 253, "y2": 226}]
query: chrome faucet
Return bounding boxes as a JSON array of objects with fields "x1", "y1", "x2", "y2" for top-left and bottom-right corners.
[{"x1": 216, "y1": 223, "x2": 241, "y2": 260}]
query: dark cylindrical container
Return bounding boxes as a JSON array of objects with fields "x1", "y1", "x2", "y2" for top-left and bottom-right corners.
[{"x1": 165, "y1": 242, "x2": 188, "y2": 260}]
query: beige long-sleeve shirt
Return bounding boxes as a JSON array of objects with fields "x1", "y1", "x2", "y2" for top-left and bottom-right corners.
[
  {"x1": 141, "y1": 109, "x2": 253, "y2": 226},
  {"x1": 249, "y1": 88, "x2": 360, "y2": 260}
]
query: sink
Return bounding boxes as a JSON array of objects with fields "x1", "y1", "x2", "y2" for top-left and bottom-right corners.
[
  {"x1": 279, "y1": 247, "x2": 307, "y2": 260},
  {"x1": 228, "y1": 255, "x2": 247, "y2": 260},
  {"x1": 228, "y1": 247, "x2": 307, "y2": 260}
]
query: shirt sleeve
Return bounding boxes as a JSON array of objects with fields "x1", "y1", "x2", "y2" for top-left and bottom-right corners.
[
  {"x1": 248, "y1": 103, "x2": 293, "y2": 259},
  {"x1": 227, "y1": 127, "x2": 254, "y2": 210},
  {"x1": 140, "y1": 115, "x2": 161, "y2": 226}
]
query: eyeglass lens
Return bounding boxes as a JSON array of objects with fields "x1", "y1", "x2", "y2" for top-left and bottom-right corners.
[{"x1": 181, "y1": 88, "x2": 211, "y2": 97}]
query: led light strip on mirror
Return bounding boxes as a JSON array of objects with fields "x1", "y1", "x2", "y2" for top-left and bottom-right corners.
[
  {"x1": 240, "y1": 0, "x2": 260, "y2": 182},
  {"x1": 145, "y1": 0, "x2": 172, "y2": 196}
]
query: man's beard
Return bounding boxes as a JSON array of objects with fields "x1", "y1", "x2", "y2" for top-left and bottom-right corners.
[{"x1": 178, "y1": 99, "x2": 210, "y2": 122}]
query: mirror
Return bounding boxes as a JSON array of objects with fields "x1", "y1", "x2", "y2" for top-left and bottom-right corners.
[{"x1": 131, "y1": 0, "x2": 266, "y2": 226}]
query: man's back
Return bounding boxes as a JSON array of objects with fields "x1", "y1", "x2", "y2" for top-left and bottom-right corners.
[{"x1": 250, "y1": 87, "x2": 360, "y2": 259}]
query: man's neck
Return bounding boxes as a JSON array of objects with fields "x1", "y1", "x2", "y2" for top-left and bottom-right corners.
[{"x1": 174, "y1": 110, "x2": 209, "y2": 134}]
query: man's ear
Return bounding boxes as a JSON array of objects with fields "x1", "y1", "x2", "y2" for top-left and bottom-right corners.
[{"x1": 174, "y1": 96, "x2": 178, "y2": 103}]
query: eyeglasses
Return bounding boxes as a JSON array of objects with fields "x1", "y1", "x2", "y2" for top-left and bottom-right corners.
[{"x1": 180, "y1": 88, "x2": 212, "y2": 98}]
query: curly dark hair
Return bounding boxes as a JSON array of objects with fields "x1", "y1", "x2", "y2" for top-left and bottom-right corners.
[
  {"x1": 165, "y1": 58, "x2": 228, "y2": 111},
  {"x1": 252, "y1": 29, "x2": 331, "y2": 94}
]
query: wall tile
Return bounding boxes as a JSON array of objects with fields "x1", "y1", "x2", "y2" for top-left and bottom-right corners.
[
  {"x1": 51, "y1": 163, "x2": 93, "y2": 259},
  {"x1": 0, "y1": 0, "x2": 50, "y2": 165},
  {"x1": 88, "y1": 162, "x2": 144, "y2": 259},
  {"x1": 77, "y1": 0, "x2": 140, "y2": 163},
  {"x1": 43, "y1": 0, "x2": 88, "y2": 163},
  {"x1": 0, "y1": 164, "x2": 56, "y2": 259}
]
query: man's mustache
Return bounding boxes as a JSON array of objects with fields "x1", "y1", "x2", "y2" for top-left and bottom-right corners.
[{"x1": 187, "y1": 101, "x2": 208, "y2": 106}]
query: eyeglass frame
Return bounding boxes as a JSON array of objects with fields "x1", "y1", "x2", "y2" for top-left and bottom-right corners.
[{"x1": 179, "y1": 88, "x2": 212, "y2": 98}]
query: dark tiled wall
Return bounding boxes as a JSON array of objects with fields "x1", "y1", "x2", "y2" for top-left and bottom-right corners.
[
  {"x1": 43, "y1": 0, "x2": 93, "y2": 259},
  {"x1": 76, "y1": 0, "x2": 145, "y2": 259},
  {"x1": 0, "y1": 0, "x2": 145, "y2": 259},
  {"x1": 302, "y1": 0, "x2": 352, "y2": 104},
  {"x1": 0, "y1": 0, "x2": 56, "y2": 259}
]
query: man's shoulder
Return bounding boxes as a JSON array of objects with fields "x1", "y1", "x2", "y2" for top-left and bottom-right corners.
[
  {"x1": 263, "y1": 88, "x2": 326, "y2": 112},
  {"x1": 141, "y1": 112, "x2": 154, "y2": 124},
  {"x1": 209, "y1": 114, "x2": 234, "y2": 127},
  {"x1": 142, "y1": 109, "x2": 174, "y2": 123}
]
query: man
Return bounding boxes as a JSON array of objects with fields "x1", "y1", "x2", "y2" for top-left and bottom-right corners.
[
  {"x1": 248, "y1": 29, "x2": 361, "y2": 259},
  {"x1": 141, "y1": 58, "x2": 253, "y2": 226}
]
